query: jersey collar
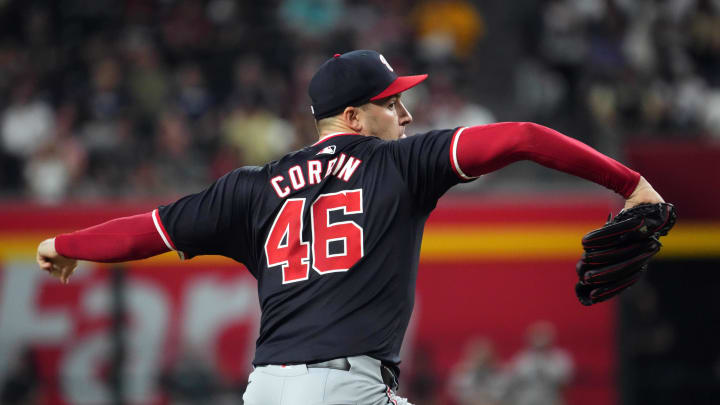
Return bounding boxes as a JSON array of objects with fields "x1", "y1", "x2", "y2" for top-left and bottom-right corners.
[{"x1": 313, "y1": 132, "x2": 361, "y2": 146}]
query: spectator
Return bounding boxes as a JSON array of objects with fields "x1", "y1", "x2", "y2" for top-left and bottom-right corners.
[
  {"x1": 125, "y1": 35, "x2": 171, "y2": 122},
  {"x1": 411, "y1": 0, "x2": 485, "y2": 61},
  {"x1": 154, "y1": 110, "x2": 209, "y2": 196},
  {"x1": 425, "y1": 72, "x2": 496, "y2": 130},
  {"x1": 449, "y1": 338, "x2": 506, "y2": 405},
  {"x1": 684, "y1": 0, "x2": 720, "y2": 86},
  {"x1": 504, "y1": 321, "x2": 573, "y2": 405},
  {"x1": 1, "y1": 77, "x2": 54, "y2": 161},
  {"x1": 221, "y1": 102, "x2": 295, "y2": 167},
  {"x1": 24, "y1": 142, "x2": 71, "y2": 203},
  {"x1": 279, "y1": 0, "x2": 344, "y2": 39},
  {"x1": 173, "y1": 63, "x2": 213, "y2": 120}
]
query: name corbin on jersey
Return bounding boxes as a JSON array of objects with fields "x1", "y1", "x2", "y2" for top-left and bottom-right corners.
[{"x1": 270, "y1": 152, "x2": 363, "y2": 198}]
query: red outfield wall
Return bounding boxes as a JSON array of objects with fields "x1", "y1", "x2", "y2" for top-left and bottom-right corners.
[{"x1": 0, "y1": 196, "x2": 650, "y2": 405}]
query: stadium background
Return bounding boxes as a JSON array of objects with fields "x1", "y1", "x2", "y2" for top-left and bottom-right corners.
[{"x1": 0, "y1": 0, "x2": 718, "y2": 404}]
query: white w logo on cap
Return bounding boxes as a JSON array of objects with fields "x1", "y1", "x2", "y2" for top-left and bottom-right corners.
[{"x1": 379, "y1": 54, "x2": 394, "y2": 72}]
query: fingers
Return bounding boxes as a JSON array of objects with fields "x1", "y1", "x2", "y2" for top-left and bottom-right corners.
[
  {"x1": 49, "y1": 266, "x2": 63, "y2": 279},
  {"x1": 49, "y1": 265, "x2": 73, "y2": 284},
  {"x1": 37, "y1": 238, "x2": 58, "y2": 273},
  {"x1": 38, "y1": 258, "x2": 76, "y2": 284},
  {"x1": 60, "y1": 264, "x2": 76, "y2": 284},
  {"x1": 37, "y1": 238, "x2": 77, "y2": 284},
  {"x1": 37, "y1": 257, "x2": 53, "y2": 272},
  {"x1": 37, "y1": 253, "x2": 59, "y2": 275},
  {"x1": 37, "y1": 255, "x2": 57, "y2": 276}
]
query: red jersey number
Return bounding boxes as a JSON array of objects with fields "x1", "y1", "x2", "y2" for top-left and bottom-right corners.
[
  {"x1": 311, "y1": 190, "x2": 364, "y2": 273},
  {"x1": 264, "y1": 190, "x2": 364, "y2": 284},
  {"x1": 264, "y1": 199, "x2": 310, "y2": 283}
]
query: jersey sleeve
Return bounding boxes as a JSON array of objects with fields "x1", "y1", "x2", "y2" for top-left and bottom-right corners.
[
  {"x1": 387, "y1": 128, "x2": 473, "y2": 212},
  {"x1": 156, "y1": 166, "x2": 261, "y2": 262}
]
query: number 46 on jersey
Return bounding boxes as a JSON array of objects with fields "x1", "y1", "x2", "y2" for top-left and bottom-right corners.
[{"x1": 264, "y1": 189, "x2": 364, "y2": 284}]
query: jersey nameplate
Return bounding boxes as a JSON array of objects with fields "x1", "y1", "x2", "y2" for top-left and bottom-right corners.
[{"x1": 270, "y1": 153, "x2": 363, "y2": 198}]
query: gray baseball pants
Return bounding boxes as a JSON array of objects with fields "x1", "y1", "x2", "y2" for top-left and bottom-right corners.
[{"x1": 242, "y1": 355, "x2": 412, "y2": 405}]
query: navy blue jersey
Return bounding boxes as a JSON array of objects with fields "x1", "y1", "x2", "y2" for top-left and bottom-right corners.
[{"x1": 158, "y1": 128, "x2": 469, "y2": 365}]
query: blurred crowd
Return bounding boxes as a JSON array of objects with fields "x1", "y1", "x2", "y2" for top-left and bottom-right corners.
[
  {"x1": 401, "y1": 321, "x2": 574, "y2": 405},
  {"x1": 0, "y1": 0, "x2": 718, "y2": 202},
  {"x1": 1, "y1": 321, "x2": 572, "y2": 405},
  {"x1": 516, "y1": 0, "x2": 720, "y2": 157}
]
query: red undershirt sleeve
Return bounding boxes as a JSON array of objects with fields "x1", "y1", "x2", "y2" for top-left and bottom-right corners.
[
  {"x1": 451, "y1": 122, "x2": 641, "y2": 198},
  {"x1": 54, "y1": 210, "x2": 171, "y2": 262}
]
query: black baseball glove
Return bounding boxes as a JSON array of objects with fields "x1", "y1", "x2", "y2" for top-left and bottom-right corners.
[{"x1": 575, "y1": 202, "x2": 677, "y2": 306}]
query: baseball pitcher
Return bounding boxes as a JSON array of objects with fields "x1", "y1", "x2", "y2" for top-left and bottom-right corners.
[{"x1": 37, "y1": 50, "x2": 672, "y2": 405}]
